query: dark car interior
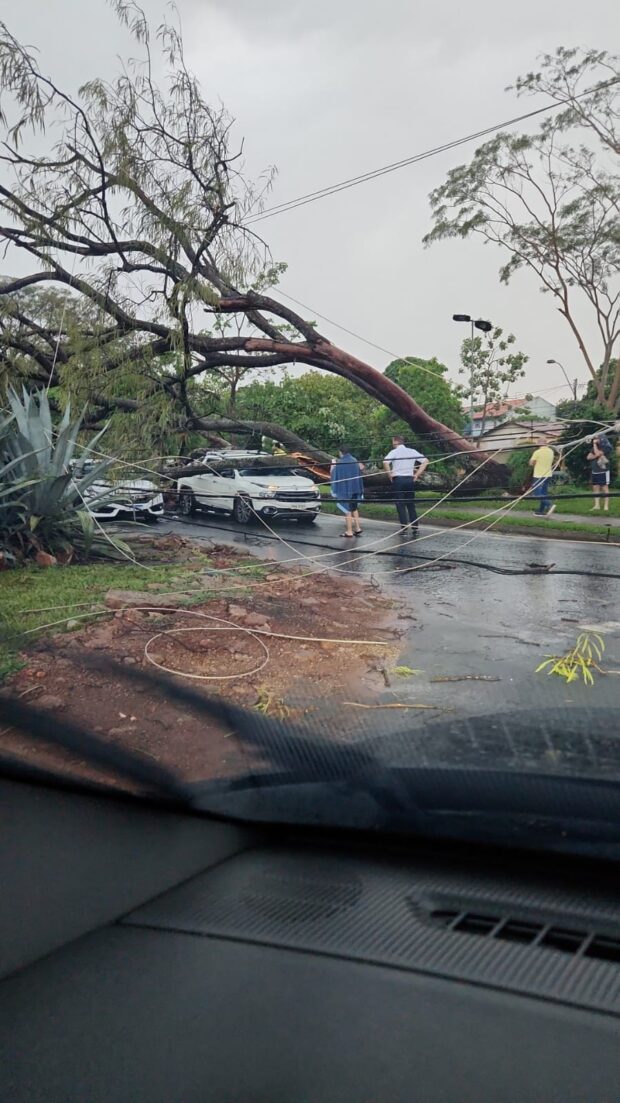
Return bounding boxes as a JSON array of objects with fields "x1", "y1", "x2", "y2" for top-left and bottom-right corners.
[{"x1": 3, "y1": 756, "x2": 620, "y2": 1103}]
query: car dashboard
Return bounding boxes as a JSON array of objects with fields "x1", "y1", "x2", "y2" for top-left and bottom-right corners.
[{"x1": 1, "y1": 777, "x2": 620, "y2": 1102}]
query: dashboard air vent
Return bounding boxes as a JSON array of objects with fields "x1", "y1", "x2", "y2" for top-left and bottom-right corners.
[{"x1": 430, "y1": 909, "x2": 620, "y2": 963}]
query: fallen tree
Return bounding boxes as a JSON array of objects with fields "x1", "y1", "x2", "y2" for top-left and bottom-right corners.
[{"x1": 0, "y1": 4, "x2": 505, "y2": 481}]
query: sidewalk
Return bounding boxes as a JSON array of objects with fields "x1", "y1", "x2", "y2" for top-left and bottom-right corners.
[{"x1": 439, "y1": 505, "x2": 619, "y2": 528}]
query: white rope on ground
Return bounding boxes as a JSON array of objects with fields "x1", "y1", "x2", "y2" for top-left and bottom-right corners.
[
  {"x1": 340, "y1": 436, "x2": 592, "y2": 579},
  {"x1": 17, "y1": 429, "x2": 607, "y2": 616},
  {"x1": 63, "y1": 433, "x2": 502, "y2": 577},
  {"x1": 9, "y1": 438, "x2": 612, "y2": 686},
  {"x1": 14, "y1": 604, "x2": 394, "y2": 684}
]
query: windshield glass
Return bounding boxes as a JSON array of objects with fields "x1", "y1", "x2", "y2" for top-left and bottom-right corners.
[
  {"x1": 238, "y1": 466, "x2": 304, "y2": 478},
  {"x1": 0, "y1": 1, "x2": 619, "y2": 861}
]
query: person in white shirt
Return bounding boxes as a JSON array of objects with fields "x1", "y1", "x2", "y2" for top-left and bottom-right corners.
[{"x1": 383, "y1": 435, "x2": 429, "y2": 531}]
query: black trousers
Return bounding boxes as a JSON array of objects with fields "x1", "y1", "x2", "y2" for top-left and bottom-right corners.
[{"x1": 392, "y1": 476, "x2": 417, "y2": 525}]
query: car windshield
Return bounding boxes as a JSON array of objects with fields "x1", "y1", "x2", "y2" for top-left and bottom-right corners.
[
  {"x1": 1, "y1": 1, "x2": 619, "y2": 863},
  {"x1": 238, "y1": 466, "x2": 300, "y2": 478}
]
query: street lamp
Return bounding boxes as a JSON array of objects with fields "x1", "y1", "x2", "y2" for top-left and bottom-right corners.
[
  {"x1": 453, "y1": 314, "x2": 493, "y2": 436},
  {"x1": 546, "y1": 359, "x2": 578, "y2": 401}
]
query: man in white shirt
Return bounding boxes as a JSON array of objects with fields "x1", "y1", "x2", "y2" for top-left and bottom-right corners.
[{"x1": 383, "y1": 435, "x2": 429, "y2": 531}]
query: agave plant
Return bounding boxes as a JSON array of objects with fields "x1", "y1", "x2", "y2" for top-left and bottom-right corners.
[{"x1": 1, "y1": 387, "x2": 130, "y2": 563}]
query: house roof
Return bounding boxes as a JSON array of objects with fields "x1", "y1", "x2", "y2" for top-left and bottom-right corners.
[
  {"x1": 469, "y1": 396, "x2": 556, "y2": 421},
  {"x1": 471, "y1": 398, "x2": 528, "y2": 421},
  {"x1": 479, "y1": 419, "x2": 564, "y2": 440}
]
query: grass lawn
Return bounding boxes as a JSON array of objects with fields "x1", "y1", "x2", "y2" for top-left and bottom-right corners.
[
  {"x1": 0, "y1": 546, "x2": 266, "y2": 680},
  {"x1": 471, "y1": 485, "x2": 618, "y2": 518},
  {"x1": 320, "y1": 492, "x2": 616, "y2": 539}
]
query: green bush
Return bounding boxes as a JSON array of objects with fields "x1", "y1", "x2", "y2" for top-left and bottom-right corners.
[
  {"x1": 557, "y1": 421, "x2": 617, "y2": 486},
  {"x1": 505, "y1": 448, "x2": 532, "y2": 491}
]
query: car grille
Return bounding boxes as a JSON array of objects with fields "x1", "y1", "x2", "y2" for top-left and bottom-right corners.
[{"x1": 273, "y1": 491, "x2": 317, "y2": 502}]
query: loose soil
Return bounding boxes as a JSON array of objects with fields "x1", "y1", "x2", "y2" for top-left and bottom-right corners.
[{"x1": 0, "y1": 540, "x2": 401, "y2": 794}]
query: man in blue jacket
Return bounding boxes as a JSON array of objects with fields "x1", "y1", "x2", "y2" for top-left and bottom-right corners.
[{"x1": 330, "y1": 447, "x2": 364, "y2": 538}]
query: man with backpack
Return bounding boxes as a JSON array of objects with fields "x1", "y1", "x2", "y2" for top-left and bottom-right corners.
[{"x1": 588, "y1": 433, "x2": 613, "y2": 512}]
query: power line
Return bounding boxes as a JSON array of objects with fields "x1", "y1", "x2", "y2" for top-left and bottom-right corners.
[
  {"x1": 275, "y1": 289, "x2": 599, "y2": 410},
  {"x1": 278, "y1": 289, "x2": 422, "y2": 368},
  {"x1": 245, "y1": 79, "x2": 620, "y2": 225}
]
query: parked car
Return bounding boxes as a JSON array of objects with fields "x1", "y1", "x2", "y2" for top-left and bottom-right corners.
[
  {"x1": 176, "y1": 450, "x2": 321, "y2": 525},
  {"x1": 72, "y1": 461, "x2": 164, "y2": 521}
]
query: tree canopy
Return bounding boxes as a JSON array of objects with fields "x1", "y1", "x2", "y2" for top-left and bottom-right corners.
[
  {"x1": 236, "y1": 372, "x2": 376, "y2": 457},
  {"x1": 425, "y1": 48, "x2": 620, "y2": 413},
  {"x1": 235, "y1": 358, "x2": 465, "y2": 461},
  {"x1": 0, "y1": 3, "x2": 498, "y2": 475},
  {"x1": 457, "y1": 328, "x2": 528, "y2": 436}
]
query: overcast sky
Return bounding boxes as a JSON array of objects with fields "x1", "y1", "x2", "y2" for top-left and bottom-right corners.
[{"x1": 7, "y1": 0, "x2": 620, "y2": 401}]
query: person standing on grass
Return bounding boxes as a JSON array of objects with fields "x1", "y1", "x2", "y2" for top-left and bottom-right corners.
[
  {"x1": 528, "y1": 435, "x2": 556, "y2": 517},
  {"x1": 383, "y1": 435, "x2": 429, "y2": 533},
  {"x1": 588, "y1": 434, "x2": 612, "y2": 512},
  {"x1": 330, "y1": 447, "x2": 364, "y2": 538}
]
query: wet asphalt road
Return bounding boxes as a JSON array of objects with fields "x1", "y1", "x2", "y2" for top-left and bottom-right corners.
[{"x1": 146, "y1": 509, "x2": 620, "y2": 730}]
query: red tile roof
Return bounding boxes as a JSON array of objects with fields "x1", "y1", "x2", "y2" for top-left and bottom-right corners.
[{"x1": 471, "y1": 398, "x2": 527, "y2": 420}]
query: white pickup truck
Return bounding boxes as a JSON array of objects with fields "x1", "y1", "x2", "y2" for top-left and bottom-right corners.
[{"x1": 176, "y1": 450, "x2": 321, "y2": 525}]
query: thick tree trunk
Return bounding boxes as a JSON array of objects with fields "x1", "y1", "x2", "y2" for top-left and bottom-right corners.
[{"x1": 239, "y1": 336, "x2": 505, "y2": 477}]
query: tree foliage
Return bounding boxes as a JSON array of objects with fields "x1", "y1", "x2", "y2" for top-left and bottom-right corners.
[
  {"x1": 236, "y1": 372, "x2": 377, "y2": 457},
  {"x1": 236, "y1": 358, "x2": 466, "y2": 461},
  {"x1": 556, "y1": 392, "x2": 618, "y2": 484},
  {"x1": 457, "y1": 328, "x2": 528, "y2": 436},
  {"x1": 425, "y1": 48, "x2": 620, "y2": 412},
  {"x1": 378, "y1": 357, "x2": 466, "y2": 454},
  {"x1": 0, "y1": 4, "x2": 498, "y2": 475}
]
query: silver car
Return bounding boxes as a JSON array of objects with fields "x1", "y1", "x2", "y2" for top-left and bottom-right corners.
[{"x1": 74, "y1": 462, "x2": 164, "y2": 521}]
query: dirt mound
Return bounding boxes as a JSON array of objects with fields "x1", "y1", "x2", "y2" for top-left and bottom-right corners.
[{"x1": 1, "y1": 551, "x2": 399, "y2": 792}]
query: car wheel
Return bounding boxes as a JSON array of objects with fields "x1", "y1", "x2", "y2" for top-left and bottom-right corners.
[
  {"x1": 233, "y1": 495, "x2": 254, "y2": 524},
  {"x1": 178, "y1": 488, "x2": 196, "y2": 516},
  {"x1": 297, "y1": 514, "x2": 318, "y2": 525}
]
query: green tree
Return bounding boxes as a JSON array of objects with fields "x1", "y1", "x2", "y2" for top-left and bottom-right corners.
[
  {"x1": 555, "y1": 393, "x2": 618, "y2": 484},
  {"x1": 374, "y1": 357, "x2": 466, "y2": 458},
  {"x1": 457, "y1": 328, "x2": 528, "y2": 437},
  {"x1": 236, "y1": 372, "x2": 378, "y2": 458},
  {"x1": 236, "y1": 358, "x2": 466, "y2": 464},
  {"x1": 424, "y1": 48, "x2": 620, "y2": 412}
]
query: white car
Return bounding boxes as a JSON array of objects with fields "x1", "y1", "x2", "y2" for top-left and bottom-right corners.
[
  {"x1": 73, "y1": 462, "x2": 164, "y2": 521},
  {"x1": 176, "y1": 450, "x2": 321, "y2": 525}
]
